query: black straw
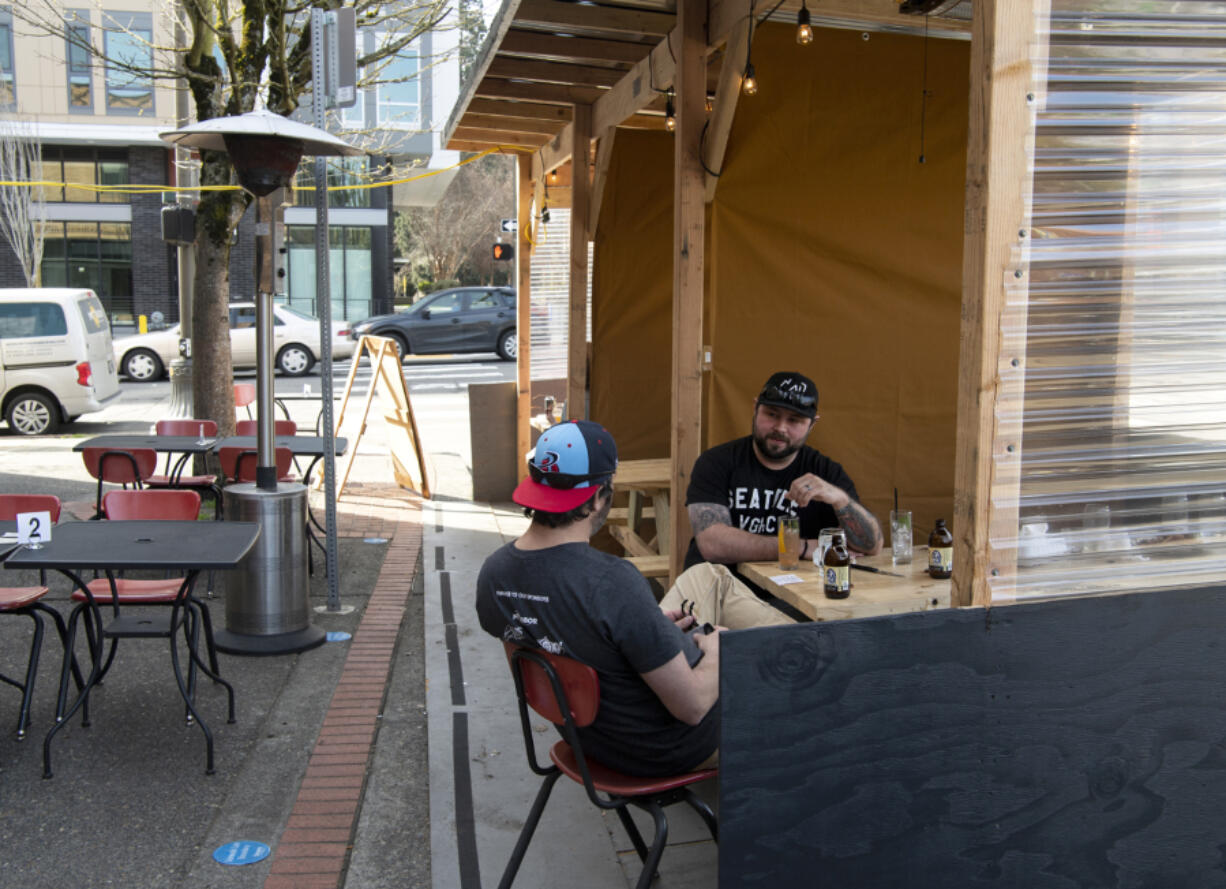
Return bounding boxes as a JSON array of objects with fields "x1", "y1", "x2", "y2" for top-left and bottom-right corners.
[{"x1": 894, "y1": 487, "x2": 899, "y2": 513}]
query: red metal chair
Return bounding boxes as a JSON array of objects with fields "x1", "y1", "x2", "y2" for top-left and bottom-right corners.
[
  {"x1": 217, "y1": 446, "x2": 295, "y2": 485},
  {"x1": 235, "y1": 419, "x2": 297, "y2": 436},
  {"x1": 233, "y1": 382, "x2": 256, "y2": 420},
  {"x1": 0, "y1": 585, "x2": 80, "y2": 740},
  {"x1": 75, "y1": 489, "x2": 231, "y2": 720},
  {"x1": 81, "y1": 447, "x2": 157, "y2": 520},
  {"x1": 146, "y1": 420, "x2": 223, "y2": 518},
  {"x1": 499, "y1": 641, "x2": 718, "y2": 889}
]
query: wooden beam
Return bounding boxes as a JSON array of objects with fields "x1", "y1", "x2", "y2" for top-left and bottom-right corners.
[
  {"x1": 703, "y1": 19, "x2": 749, "y2": 202},
  {"x1": 457, "y1": 112, "x2": 567, "y2": 136},
  {"x1": 952, "y1": 0, "x2": 1039, "y2": 608},
  {"x1": 589, "y1": 126, "x2": 616, "y2": 234},
  {"x1": 501, "y1": 30, "x2": 653, "y2": 66},
  {"x1": 442, "y1": 0, "x2": 525, "y2": 145},
  {"x1": 475, "y1": 77, "x2": 606, "y2": 105},
  {"x1": 486, "y1": 56, "x2": 628, "y2": 88},
  {"x1": 623, "y1": 113, "x2": 672, "y2": 131},
  {"x1": 568, "y1": 104, "x2": 593, "y2": 419},
  {"x1": 445, "y1": 139, "x2": 527, "y2": 154},
  {"x1": 535, "y1": 122, "x2": 575, "y2": 178},
  {"x1": 516, "y1": 152, "x2": 534, "y2": 482},
  {"x1": 669, "y1": 0, "x2": 706, "y2": 584},
  {"x1": 452, "y1": 127, "x2": 551, "y2": 148},
  {"x1": 466, "y1": 97, "x2": 574, "y2": 122},
  {"x1": 515, "y1": 0, "x2": 675, "y2": 37},
  {"x1": 592, "y1": 28, "x2": 677, "y2": 135}
]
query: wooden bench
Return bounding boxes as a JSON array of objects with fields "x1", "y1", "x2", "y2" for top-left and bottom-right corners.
[{"x1": 624, "y1": 555, "x2": 669, "y2": 578}]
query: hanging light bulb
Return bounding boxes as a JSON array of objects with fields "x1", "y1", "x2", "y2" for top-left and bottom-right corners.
[
  {"x1": 665, "y1": 92, "x2": 676, "y2": 132},
  {"x1": 796, "y1": 1, "x2": 813, "y2": 44},
  {"x1": 548, "y1": 169, "x2": 558, "y2": 185},
  {"x1": 705, "y1": 93, "x2": 714, "y2": 114},
  {"x1": 742, "y1": 62, "x2": 758, "y2": 96}
]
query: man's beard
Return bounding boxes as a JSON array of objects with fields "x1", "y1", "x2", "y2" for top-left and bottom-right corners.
[{"x1": 753, "y1": 430, "x2": 800, "y2": 461}]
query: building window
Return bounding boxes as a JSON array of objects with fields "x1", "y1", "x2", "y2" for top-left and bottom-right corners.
[
  {"x1": 295, "y1": 156, "x2": 373, "y2": 209},
  {"x1": 66, "y1": 11, "x2": 92, "y2": 111},
  {"x1": 0, "y1": 8, "x2": 15, "y2": 112},
  {"x1": 285, "y1": 225, "x2": 374, "y2": 320},
  {"x1": 41, "y1": 147, "x2": 129, "y2": 203},
  {"x1": 376, "y1": 34, "x2": 419, "y2": 129},
  {"x1": 103, "y1": 12, "x2": 153, "y2": 114},
  {"x1": 39, "y1": 220, "x2": 134, "y2": 319}
]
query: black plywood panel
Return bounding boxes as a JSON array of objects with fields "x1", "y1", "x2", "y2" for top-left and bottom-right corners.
[{"x1": 719, "y1": 586, "x2": 1226, "y2": 888}]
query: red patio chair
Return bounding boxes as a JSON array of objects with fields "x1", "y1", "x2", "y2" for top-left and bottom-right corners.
[
  {"x1": 217, "y1": 446, "x2": 295, "y2": 485},
  {"x1": 146, "y1": 420, "x2": 223, "y2": 518},
  {"x1": 76, "y1": 489, "x2": 230, "y2": 715},
  {"x1": 235, "y1": 419, "x2": 297, "y2": 436},
  {"x1": 498, "y1": 641, "x2": 719, "y2": 889},
  {"x1": 233, "y1": 382, "x2": 256, "y2": 420},
  {"x1": 81, "y1": 447, "x2": 157, "y2": 520}
]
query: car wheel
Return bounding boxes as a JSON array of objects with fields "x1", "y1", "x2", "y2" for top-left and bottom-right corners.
[
  {"x1": 123, "y1": 348, "x2": 164, "y2": 382},
  {"x1": 277, "y1": 344, "x2": 315, "y2": 376},
  {"x1": 496, "y1": 328, "x2": 517, "y2": 361},
  {"x1": 6, "y1": 392, "x2": 59, "y2": 436},
  {"x1": 386, "y1": 332, "x2": 409, "y2": 362}
]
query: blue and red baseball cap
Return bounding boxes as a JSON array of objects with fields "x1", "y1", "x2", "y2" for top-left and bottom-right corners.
[{"x1": 513, "y1": 420, "x2": 618, "y2": 512}]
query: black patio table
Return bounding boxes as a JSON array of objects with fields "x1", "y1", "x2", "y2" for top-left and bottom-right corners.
[
  {"x1": 72, "y1": 433, "x2": 222, "y2": 492},
  {"x1": 3, "y1": 519, "x2": 260, "y2": 777}
]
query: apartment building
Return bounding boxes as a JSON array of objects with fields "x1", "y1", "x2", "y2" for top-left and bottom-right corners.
[{"x1": 0, "y1": 3, "x2": 459, "y2": 323}]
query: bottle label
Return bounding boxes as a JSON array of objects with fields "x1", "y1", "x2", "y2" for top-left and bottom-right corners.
[
  {"x1": 824, "y1": 565, "x2": 849, "y2": 592},
  {"x1": 929, "y1": 547, "x2": 953, "y2": 571}
]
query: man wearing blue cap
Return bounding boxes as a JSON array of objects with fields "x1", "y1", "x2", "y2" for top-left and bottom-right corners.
[
  {"x1": 685, "y1": 370, "x2": 882, "y2": 569},
  {"x1": 476, "y1": 420, "x2": 787, "y2": 778}
]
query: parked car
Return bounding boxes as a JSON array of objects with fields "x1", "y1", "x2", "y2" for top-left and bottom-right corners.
[
  {"x1": 114, "y1": 302, "x2": 355, "y2": 381},
  {"x1": 348, "y1": 286, "x2": 519, "y2": 361},
  {"x1": 0, "y1": 287, "x2": 122, "y2": 435}
]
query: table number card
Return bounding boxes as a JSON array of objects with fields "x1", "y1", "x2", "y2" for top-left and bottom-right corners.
[
  {"x1": 16, "y1": 511, "x2": 52, "y2": 546},
  {"x1": 770, "y1": 573, "x2": 805, "y2": 585}
]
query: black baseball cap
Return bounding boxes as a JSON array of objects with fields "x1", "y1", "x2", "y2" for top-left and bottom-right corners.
[{"x1": 756, "y1": 371, "x2": 818, "y2": 419}]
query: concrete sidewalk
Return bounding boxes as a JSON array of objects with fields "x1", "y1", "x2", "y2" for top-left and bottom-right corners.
[{"x1": 0, "y1": 385, "x2": 720, "y2": 889}]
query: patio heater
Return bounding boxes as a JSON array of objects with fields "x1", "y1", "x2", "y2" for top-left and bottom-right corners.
[{"x1": 160, "y1": 110, "x2": 362, "y2": 654}]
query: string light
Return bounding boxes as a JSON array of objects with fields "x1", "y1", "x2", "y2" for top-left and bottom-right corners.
[
  {"x1": 742, "y1": 62, "x2": 758, "y2": 96},
  {"x1": 548, "y1": 169, "x2": 558, "y2": 185},
  {"x1": 796, "y1": 0, "x2": 813, "y2": 44},
  {"x1": 705, "y1": 93, "x2": 714, "y2": 114},
  {"x1": 665, "y1": 91, "x2": 676, "y2": 132}
]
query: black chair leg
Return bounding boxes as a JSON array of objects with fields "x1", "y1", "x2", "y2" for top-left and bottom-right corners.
[
  {"x1": 616, "y1": 805, "x2": 651, "y2": 864},
  {"x1": 497, "y1": 770, "x2": 562, "y2": 889},
  {"x1": 632, "y1": 800, "x2": 669, "y2": 889},
  {"x1": 682, "y1": 786, "x2": 719, "y2": 842},
  {"x1": 0, "y1": 609, "x2": 45, "y2": 739}
]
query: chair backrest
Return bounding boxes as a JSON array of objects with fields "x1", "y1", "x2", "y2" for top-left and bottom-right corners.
[
  {"x1": 235, "y1": 419, "x2": 297, "y2": 436},
  {"x1": 218, "y1": 446, "x2": 293, "y2": 483},
  {"x1": 0, "y1": 494, "x2": 61, "y2": 523},
  {"x1": 233, "y1": 382, "x2": 256, "y2": 408},
  {"x1": 102, "y1": 488, "x2": 201, "y2": 521},
  {"x1": 81, "y1": 448, "x2": 157, "y2": 484},
  {"x1": 504, "y1": 641, "x2": 600, "y2": 728},
  {"x1": 155, "y1": 419, "x2": 218, "y2": 437}
]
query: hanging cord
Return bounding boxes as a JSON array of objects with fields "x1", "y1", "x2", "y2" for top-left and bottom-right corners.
[{"x1": 918, "y1": 14, "x2": 930, "y2": 164}]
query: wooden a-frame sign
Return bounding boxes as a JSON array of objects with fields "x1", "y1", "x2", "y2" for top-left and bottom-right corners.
[{"x1": 325, "y1": 334, "x2": 431, "y2": 500}]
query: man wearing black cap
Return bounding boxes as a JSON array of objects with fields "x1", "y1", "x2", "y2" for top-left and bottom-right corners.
[
  {"x1": 685, "y1": 371, "x2": 882, "y2": 570},
  {"x1": 477, "y1": 420, "x2": 788, "y2": 777}
]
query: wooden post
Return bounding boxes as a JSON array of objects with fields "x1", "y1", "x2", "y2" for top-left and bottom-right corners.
[
  {"x1": 516, "y1": 151, "x2": 534, "y2": 480},
  {"x1": 952, "y1": 0, "x2": 1039, "y2": 607},
  {"x1": 568, "y1": 104, "x2": 592, "y2": 418},
  {"x1": 668, "y1": 0, "x2": 706, "y2": 583}
]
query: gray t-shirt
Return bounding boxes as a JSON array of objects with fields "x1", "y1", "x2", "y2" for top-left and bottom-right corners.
[{"x1": 476, "y1": 541, "x2": 718, "y2": 776}]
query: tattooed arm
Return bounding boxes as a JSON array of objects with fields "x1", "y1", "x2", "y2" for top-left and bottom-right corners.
[
  {"x1": 787, "y1": 473, "x2": 883, "y2": 555},
  {"x1": 688, "y1": 502, "x2": 781, "y2": 564}
]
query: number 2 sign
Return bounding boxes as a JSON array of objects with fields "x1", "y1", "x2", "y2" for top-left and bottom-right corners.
[{"x1": 16, "y1": 511, "x2": 51, "y2": 548}]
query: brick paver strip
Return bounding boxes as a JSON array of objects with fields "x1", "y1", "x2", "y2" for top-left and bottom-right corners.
[{"x1": 262, "y1": 488, "x2": 422, "y2": 889}]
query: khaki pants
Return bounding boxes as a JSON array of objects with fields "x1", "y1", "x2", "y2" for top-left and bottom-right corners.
[{"x1": 659, "y1": 563, "x2": 795, "y2": 630}]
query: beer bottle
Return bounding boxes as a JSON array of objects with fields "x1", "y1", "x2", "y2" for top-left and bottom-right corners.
[
  {"x1": 928, "y1": 518, "x2": 953, "y2": 579},
  {"x1": 823, "y1": 529, "x2": 850, "y2": 599}
]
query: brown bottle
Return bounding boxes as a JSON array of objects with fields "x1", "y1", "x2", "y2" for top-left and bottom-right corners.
[
  {"x1": 928, "y1": 518, "x2": 953, "y2": 579},
  {"x1": 823, "y1": 529, "x2": 850, "y2": 599}
]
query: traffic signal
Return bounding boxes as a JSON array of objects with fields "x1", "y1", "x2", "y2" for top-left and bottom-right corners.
[{"x1": 492, "y1": 242, "x2": 515, "y2": 261}]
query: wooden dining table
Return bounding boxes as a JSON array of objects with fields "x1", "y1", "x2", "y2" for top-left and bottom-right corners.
[{"x1": 738, "y1": 546, "x2": 953, "y2": 622}]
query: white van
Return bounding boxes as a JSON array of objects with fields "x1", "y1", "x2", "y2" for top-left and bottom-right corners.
[{"x1": 0, "y1": 288, "x2": 122, "y2": 435}]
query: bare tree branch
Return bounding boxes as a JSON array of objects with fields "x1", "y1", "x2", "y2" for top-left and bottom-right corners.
[{"x1": 0, "y1": 120, "x2": 47, "y2": 288}]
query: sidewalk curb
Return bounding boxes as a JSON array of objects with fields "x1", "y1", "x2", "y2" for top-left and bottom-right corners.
[{"x1": 262, "y1": 496, "x2": 424, "y2": 889}]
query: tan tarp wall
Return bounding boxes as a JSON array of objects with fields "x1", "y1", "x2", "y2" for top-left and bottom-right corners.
[{"x1": 593, "y1": 23, "x2": 969, "y2": 540}]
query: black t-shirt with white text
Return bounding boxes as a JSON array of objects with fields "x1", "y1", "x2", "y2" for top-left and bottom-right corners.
[{"x1": 684, "y1": 435, "x2": 861, "y2": 568}]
